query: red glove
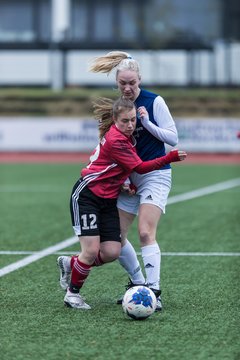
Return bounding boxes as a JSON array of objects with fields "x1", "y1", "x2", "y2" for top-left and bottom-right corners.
[
  {"x1": 134, "y1": 150, "x2": 182, "y2": 174},
  {"x1": 161, "y1": 150, "x2": 181, "y2": 163}
]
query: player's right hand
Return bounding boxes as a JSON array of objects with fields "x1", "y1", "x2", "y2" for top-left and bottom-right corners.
[{"x1": 120, "y1": 183, "x2": 137, "y2": 196}]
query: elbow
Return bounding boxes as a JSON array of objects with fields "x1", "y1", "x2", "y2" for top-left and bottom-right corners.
[
  {"x1": 169, "y1": 135, "x2": 178, "y2": 147},
  {"x1": 136, "y1": 169, "x2": 145, "y2": 174},
  {"x1": 134, "y1": 167, "x2": 145, "y2": 174}
]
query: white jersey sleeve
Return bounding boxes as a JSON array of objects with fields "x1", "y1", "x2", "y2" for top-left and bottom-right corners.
[{"x1": 140, "y1": 96, "x2": 178, "y2": 147}]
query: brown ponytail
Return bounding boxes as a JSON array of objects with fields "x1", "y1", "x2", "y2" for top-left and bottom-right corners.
[{"x1": 92, "y1": 97, "x2": 114, "y2": 139}]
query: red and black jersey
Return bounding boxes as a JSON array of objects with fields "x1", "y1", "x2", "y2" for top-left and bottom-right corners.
[{"x1": 81, "y1": 125, "x2": 142, "y2": 198}]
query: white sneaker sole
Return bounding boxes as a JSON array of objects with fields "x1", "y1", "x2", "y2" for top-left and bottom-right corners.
[{"x1": 64, "y1": 300, "x2": 91, "y2": 310}]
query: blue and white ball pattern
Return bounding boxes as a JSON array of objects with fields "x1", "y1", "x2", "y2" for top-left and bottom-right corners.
[{"x1": 122, "y1": 286, "x2": 157, "y2": 320}]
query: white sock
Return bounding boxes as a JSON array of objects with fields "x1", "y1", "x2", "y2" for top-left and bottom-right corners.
[
  {"x1": 141, "y1": 243, "x2": 161, "y2": 290},
  {"x1": 118, "y1": 240, "x2": 145, "y2": 284}
]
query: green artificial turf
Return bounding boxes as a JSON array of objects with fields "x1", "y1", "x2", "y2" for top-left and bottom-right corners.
[{"x1": 0, "y1": 163, "x2": 239, "y2": 360}]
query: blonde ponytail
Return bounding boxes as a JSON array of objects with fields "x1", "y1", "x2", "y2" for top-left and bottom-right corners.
[{"x1": 89, "y1": 51, "x2": 135, "y2": 75}]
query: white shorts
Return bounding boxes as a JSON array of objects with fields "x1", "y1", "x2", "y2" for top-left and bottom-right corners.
[{"x1": 117, "y1": 169, "x2": 172, "y2": 215}]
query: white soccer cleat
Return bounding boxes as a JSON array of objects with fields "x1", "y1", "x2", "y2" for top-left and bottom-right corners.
[
  {"x1": 57, "y1": 256, "x2": 71, "y2": 291},
  {"x1": 64, "y1": 289, "x2": 91, "y2": 310}
]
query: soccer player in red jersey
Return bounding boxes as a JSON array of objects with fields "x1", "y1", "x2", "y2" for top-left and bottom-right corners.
[
  {"x1": 63, "y1": 97, "x2": 187, "y2": 309},
  {"x1": 89, "y1": 51, "x2": 180, "y2": 310}
]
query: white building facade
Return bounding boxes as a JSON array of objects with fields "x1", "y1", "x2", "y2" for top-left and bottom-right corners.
[{"x1": 0, "y1": 0, "x2": 239, "y2": 88}]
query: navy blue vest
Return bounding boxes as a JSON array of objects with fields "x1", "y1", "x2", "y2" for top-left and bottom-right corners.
[{"x1": 134, "y1": 89, "x2": 170, "y2": 169}]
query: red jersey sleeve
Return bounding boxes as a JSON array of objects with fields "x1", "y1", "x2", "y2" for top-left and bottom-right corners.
[{"x1": 134, "y1": 150, "x2": 182, "y2": 173}]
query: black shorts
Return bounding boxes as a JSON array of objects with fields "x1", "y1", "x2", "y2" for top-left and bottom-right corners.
[{"x1": 70, "y1": 179, "x2": 121, "y2": 242}]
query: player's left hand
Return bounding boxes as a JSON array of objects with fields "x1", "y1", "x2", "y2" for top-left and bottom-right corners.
[{"x1": 177, "y1": 150, "x2": 187, "y2": 161}]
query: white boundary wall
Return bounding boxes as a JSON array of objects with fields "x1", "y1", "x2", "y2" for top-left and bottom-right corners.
[
  {"x1": 0, "y1": 117, "x2": 239, "y2": 153},
  {"x1": 0, "y1": 43, "x2": 240, "y2": 86}
]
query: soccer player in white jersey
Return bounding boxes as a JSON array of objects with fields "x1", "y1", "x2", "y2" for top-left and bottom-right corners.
[
  {"x1": 58, "y1": 53, "x2": 184, "y2": 310},
  {"x1": 88, "y1": 51, "x2": 179, "y2": 311},
  {"x1": 61, "y1": 97, "x2": 186, "y2": 309}
]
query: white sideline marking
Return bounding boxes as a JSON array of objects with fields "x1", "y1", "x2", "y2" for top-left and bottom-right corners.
[
  {"x1": 0, "y1": 237, "x2": 77, "y2": 278},
  {"x1": 162, "y1": 252, "x2": 240, "y2": 256},
  {"x1": 167, "y1": 178, "x2": 240, "y2": 204},
  {"x1": 0, "y1": 250, "x2": 239, "y2": 257},
  {"x1": 1, "y1": 178, "x2": 240, "y2": 278}
]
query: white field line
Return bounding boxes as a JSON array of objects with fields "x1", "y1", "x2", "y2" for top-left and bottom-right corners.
[
  {"x1": 167, "y1": 178, "x2": 240, "y2": 204},
  {"x1": 0, "y1": 237, "x2": 77, "y2": 277},
  {"x1": 0, "y1": 250, "x2": 239, "y2": 257},
  {"x1": 0, "y1": 178, "x2": 240, "y2": 278}
]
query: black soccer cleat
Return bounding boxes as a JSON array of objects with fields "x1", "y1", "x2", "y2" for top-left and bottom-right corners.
[
  {"x1": 150, "y1": 288, "x2": 162, "y2": 311},
  {"x1": 116, "y1": 279, "x2": 146, "y2": 305}
]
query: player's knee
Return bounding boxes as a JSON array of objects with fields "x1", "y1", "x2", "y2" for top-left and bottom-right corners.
[
  {"x1": 102, "y1": 246, "x2": 121, "y2": 262},
  {"x1": 139, "y1": 230, "x2": 155, "y2": 246},
  {"x1": 80, "y1": 248, "x2": 99, "y2": 264}
]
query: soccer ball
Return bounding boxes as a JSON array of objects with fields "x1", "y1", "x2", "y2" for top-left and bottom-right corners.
[{"x1": 122, "y1": 286, "x2": 157, "y2": 320}]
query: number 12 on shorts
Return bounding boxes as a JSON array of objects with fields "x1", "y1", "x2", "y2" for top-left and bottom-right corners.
[{"x1": 81, "y1": 214, "x2": 97, "y2": 230}]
